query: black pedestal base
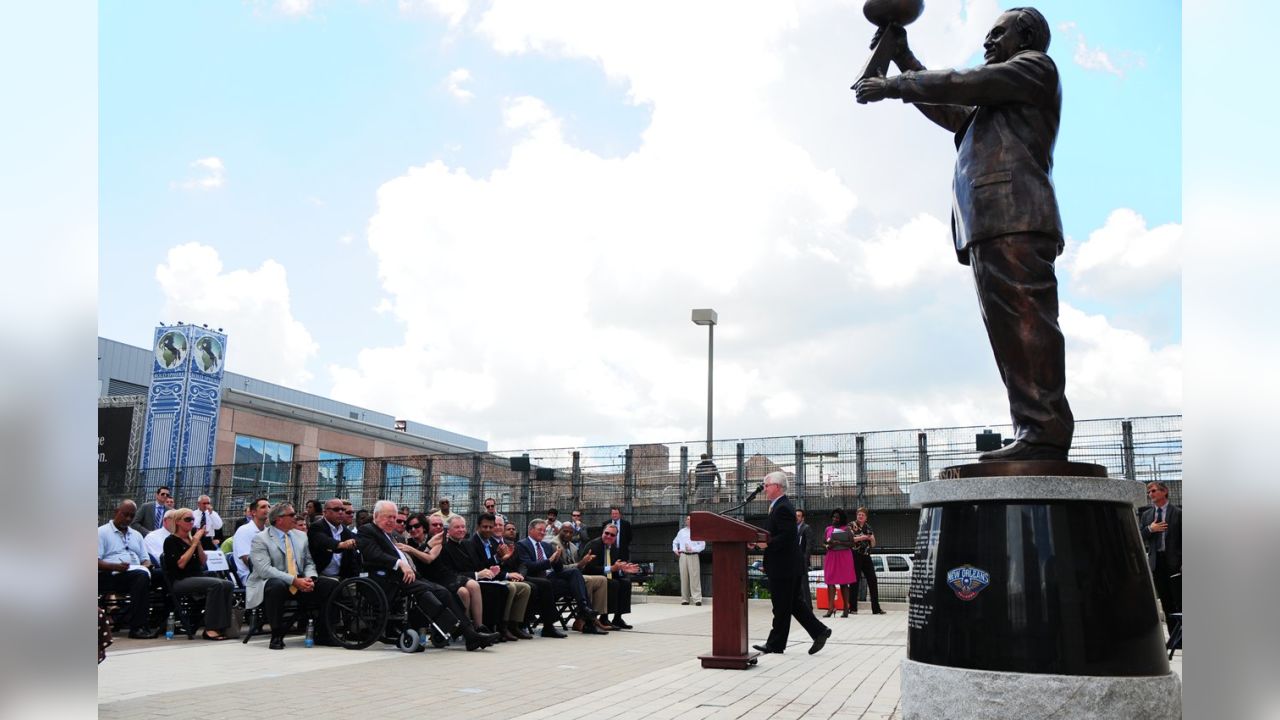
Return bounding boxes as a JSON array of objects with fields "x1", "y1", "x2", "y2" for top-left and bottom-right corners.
[{"x1": 907, "y1": 490, "x2": 1169, "y2": 677}]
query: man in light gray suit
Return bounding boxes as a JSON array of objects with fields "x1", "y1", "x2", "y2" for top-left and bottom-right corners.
[{"x1": 247, "y1": 501, "x2": 337, "y2": 649}]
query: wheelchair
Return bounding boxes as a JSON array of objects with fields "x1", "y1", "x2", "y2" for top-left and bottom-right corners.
[{"x1": 324, "y1": 575, "x2": 452, "y2": 653}]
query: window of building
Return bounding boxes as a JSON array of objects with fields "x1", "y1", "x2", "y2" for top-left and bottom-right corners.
[
  {"x1": 318, "y1": 450, "x2": 366, "y2": 509},
  {"x1": 232, "y1": 435, "x2": 294, "y2": 502},
  {"x1": 437, "y1": 474, "x2": 471, "y2": 514},
  {"x1": 384, "y1": 462, "x2": 424, "y2": 510}
]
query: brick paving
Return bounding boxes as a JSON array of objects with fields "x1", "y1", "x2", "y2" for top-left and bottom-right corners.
[{"x1": 98, "y1": 598, "x2": 1181, "y2": 719}]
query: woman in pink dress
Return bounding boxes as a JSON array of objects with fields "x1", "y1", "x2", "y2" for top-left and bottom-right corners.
[{"x1": 823, "y1": 508, "x2": 857, "y2": 618}]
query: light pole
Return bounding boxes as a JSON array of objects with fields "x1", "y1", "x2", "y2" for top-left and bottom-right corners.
[{"x1": 691, "y1": 308, "x2": 718, "y2": 457}]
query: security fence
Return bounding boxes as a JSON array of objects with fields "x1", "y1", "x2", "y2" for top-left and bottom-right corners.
[{"x1": 99, "y1": 414, "x2": 1180, "y2": 533}]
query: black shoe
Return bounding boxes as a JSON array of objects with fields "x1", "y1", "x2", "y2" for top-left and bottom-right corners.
[
  {"x1": 823, "y1": 609, "x2": 835, "y2": 618},
  {"x1": 681, "y1": 601, "x2": 690, "y2": 605},
  {"x1": 873, "y1": 609, "x2": 887, "y2": 615},
  {"x1": 582, "y1": 620, "x2": 606, "y2": 635},
  {"x1": 511, "y1": 624, "x2": 534, "y2": 640},
  {"x1": 809, "y1": 627, "x2": 832, "y2": 655},
  {"x1": 462, "y1": 626, "x2": 499, "y2": 646},
  {"x1": 269, "y1": 636, "x2": 285, "y2": 650},
  {"x1": 127, "y1": 628, "x2": 159, "y2": 640},
  {"x1": 978, "y1": 439, "x2": 1067, "y2": 462},
  {"x1": 695, "y1": 601, "x2": 701, "y2": 606},
  {"x1": 542, "y1": 626, "x2": 568, "y2": 639},
  {"x1": 752, "y1": 644, "x2": 782, "y2": 654},
  {"x1": 610, "y1": 616, "x2": 633, "y2": 630}
]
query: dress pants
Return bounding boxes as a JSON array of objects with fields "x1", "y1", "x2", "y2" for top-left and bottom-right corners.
[
  {"x1": 604, "y1": 575, "x2": 632, "y2": 615},
  {"x1": 172, "y1": 576, "x2": 234, "y2": 631},
  {"x1": 853, "y1": 554, "x2": 882, "y2": 613},
  {"x1": 1151, "y1": 552, "x2": 1181, "y2": 636},
  {"x1": 522, "y1": 576, "x2": 557, "y2": 627},
  {"x1": 476, "y1": 580, "x2": 508, "y2": 629},
  {"x1": 582, "y1": 575, "x2": 608, "y2": 614},
  {"x1": 99, "y1": 569, "x2": 152, "y2": 631},
  {"x1": 764, "y1": 572, "x2": 827, "y2": 650},
  {"x1": 678, "y1": 553, "x2": 703, "y2": 603},
  {"x1": 262, "y1": 576, "x2": 337, "y2": 641},
  {"x1": 400, "y1": 578, "x2": 463, "y2": 633},
  {"x1": 969, "y1": 234, "x2": 1073, "y2": 450},
  {"x1": 549, "y1": 567, "x2": 594, "y2": 615},
  {"x1": 497, "y1": 580, "x2": 532, "y2": 622}
]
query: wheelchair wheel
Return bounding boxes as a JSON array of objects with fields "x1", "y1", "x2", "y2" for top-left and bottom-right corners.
[
  {"x1": 324, "y1": 577, "x2": 388, "y2": 650},
  {"x1": 397, "y1": 628, "x2": 420, "y2": 653}
]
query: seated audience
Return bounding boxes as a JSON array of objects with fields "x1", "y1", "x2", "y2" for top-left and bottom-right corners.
[
  {"x1": 582, "y1": 523, "x2": 641, "y2": 630},
  {"x1": 441, "y1": 515, "x2": 513, "y2": 639},
  {"x1": 163, "y1": 507, "x2": 236, "y2": 640},
  {"x1": 402, "y1": 514, "x2": 489, "y2": 633},
  {"x1": 309, "y1": 497, "x2": 360, "y2": 579},
  {"x1": 98, "y1": 500, "x2": 158, "y2": 638},
  {"x1": 232, "y1": 497, "x2": 270, "y2": 585},
  {"x1": 470, "y1": 512, "x2": 534, "y2": 640},
  {"x1": 246, "y1": 502, "x2": 337, "y2": 650},
  {"x1": 516, "y1": 519, "x2": 604, "y2": 635},
  {"x1": 143, "y1": 509, "x2": 176, "y2": 564},
  {"x1": 552, "y1": 523, "x2": 609, "y2": 630},
  {"x1": 358, "y1": 501, "x2": 497, "y2": 650}
]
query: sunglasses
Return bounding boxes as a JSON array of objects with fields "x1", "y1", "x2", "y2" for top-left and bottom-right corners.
[
  {"x1": 178, "y1": 517, "x2": 194, "y2": 523},
  {"x1": 157, "y1": 492, "x2": 170, "y2": 497},
  {"x1": 604, "y1": 531, "x2": 617, "y2": 537},
  {"x1": 395, "y1": 519, "x2": 406, "y2": 525},
  {"x1": 407, "y1": 523, "x2": 423, "y2": 530}
]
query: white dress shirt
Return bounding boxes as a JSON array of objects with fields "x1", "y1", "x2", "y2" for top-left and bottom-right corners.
[{"x1": 672, "y1": 527, "x2": 705, "y2": 554}]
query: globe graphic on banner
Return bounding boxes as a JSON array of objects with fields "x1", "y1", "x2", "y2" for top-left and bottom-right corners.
[
  {"x1": 154, "y1": 331, "x2": 188, "y2": 369},
  {"x1": 194, "y1": 336, "x2": 224, "y2": 374}
]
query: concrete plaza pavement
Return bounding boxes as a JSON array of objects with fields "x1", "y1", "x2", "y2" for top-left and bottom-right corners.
[{"x1": 98, "y1": 597, "x2": 1182, "y2": 719}]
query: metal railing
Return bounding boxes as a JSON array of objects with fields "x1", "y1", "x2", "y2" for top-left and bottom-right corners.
[{"x1": 99, "y1": 415, "x2": 1181, "y2": 533}]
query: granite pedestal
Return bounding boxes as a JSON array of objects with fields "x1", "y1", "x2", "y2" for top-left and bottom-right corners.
[{"x1": 900, "y1": 470, "x2": 1182, "y2": 719}]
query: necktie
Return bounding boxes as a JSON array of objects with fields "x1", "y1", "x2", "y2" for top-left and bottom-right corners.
[
  {"x1": 605, "y1": 546, "x2": 612, "y2": 577},
  {"x1": 155, "y1": 505, "x2": 163, "y2": 529},
  {"x1": 283, "y1": 532, "x2": 298, "y2": 594},
  {"x1": 483, "y1": 541, "x2": 493, "y2": 561},
  {"x1": 535, "y1": 540, "x2": 546, "y2": 562},
  {"x1": 201, "y1": 511, "x2": 208, "y2": 531},
  {"x1": 1156, "y1": 507, "x2": 1166, "y2": 552}
]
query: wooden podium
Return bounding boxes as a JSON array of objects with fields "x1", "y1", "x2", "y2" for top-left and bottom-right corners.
[{"x1": 689, "y1": 511, "x2": 769, "y2": 669}]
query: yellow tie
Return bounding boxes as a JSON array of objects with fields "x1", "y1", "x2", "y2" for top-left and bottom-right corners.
[{"x1": 284, "y1": 533, "x2": 298, "y2": 594}]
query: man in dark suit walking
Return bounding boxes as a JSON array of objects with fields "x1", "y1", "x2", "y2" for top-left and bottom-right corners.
[
  {"x1": 309, "y1": 498, "x2": 361, "y2": 580},
  {"x1": 753, "y1": 472, "x2": 830, "y2": 656},
  {"x1": 855, "y1": 8, "x2": 1073, "y2": 462},
  {"x1": 1138, "y1": 482, "x2": 1181, "y2": 636}
]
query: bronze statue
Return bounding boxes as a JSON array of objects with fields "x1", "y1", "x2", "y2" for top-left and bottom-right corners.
[{"x1": 854, "y1": 7, "x2": 1073, "y2": 462}]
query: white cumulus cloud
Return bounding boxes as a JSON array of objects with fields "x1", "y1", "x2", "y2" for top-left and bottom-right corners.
[
  {"x1": 446, "y1": 67, "x2": 474, "y2": 102},
  {"x1": 1059, "y1": 21, "x2": 1142, "y2": 78},
  {"x1": 156, "y1": 243, "x2": 319, "y2": 387},
  {"x1": 176, "y1": 156, "x2": 225, "y2": 190},
  {"x1": 1066, "y1": 208, "x2": 1181, "y2": 297}
]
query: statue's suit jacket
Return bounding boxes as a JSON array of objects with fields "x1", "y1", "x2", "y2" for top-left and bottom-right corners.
[
  {"x1": 895, "y1": 50, "x2": 1063, "y2": 264},
  {"x1": 246, "y1": 528, "x2": 317, "y2": 609}
]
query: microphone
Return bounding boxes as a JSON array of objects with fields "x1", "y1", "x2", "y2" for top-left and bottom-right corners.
[{"x1": 744, "y1": 483, "x2": 765, "y2": 502}]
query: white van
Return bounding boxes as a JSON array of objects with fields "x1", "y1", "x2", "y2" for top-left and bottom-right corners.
[{"x1": 809, "y1": 553, "x2": 914, "y2": 602}]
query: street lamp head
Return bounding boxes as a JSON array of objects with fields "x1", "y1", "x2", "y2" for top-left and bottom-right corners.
[{"x1": 691, "y1": 308, "x2": 718, "y2": 326}]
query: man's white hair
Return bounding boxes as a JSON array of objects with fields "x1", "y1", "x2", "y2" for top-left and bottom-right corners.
[
  {"x1": 448, "y1": 515, "x2": 467, "y2": 528},
  {"x1": 372, "y1": 499, "x2": 398, "y2": 517},
  {"x1": 764, "y1": 471, "x2": 788, "y2": 490}
]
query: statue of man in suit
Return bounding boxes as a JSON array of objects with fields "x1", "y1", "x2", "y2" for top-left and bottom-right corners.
[{"x1": 855, "y1": 7, "x2": 1073, "y2": 462}]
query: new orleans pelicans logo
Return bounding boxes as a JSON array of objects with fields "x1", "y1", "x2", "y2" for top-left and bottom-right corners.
[{"x1": 946, "y1": 565, "x2": 990, "y2": 601}]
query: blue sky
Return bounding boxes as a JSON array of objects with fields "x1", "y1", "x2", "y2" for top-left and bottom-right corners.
[{"x1": 99, "y1": 0, "x2": 1181, "y2": 450}]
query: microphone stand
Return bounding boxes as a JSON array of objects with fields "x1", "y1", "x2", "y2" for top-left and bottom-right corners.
[{"x1": 724, "y1": 485, "x2": 764, "y2": 516}]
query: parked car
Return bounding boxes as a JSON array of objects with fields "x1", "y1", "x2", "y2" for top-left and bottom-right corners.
[{"x1": 809, "y1": 553, "x2": 914, "y2": 602}]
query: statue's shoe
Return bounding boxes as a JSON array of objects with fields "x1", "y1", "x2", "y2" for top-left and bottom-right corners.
[{"x1": 978, "y1": 440, "x2": 1067, "y2": 462}]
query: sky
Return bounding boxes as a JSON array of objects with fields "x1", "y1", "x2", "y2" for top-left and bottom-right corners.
[{"x1": 99, "y1": 0, "x2": 1181, "y2": 452}]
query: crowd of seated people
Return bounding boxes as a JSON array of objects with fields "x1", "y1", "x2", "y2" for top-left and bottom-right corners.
[{"x1": 98, "y1": 493, "x2": 645, "y2": 655}]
